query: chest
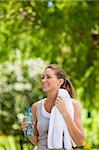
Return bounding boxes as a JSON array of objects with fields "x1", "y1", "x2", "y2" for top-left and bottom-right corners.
[{"x1": 37, "y1": 113, "x2": 50, "y2": 135}]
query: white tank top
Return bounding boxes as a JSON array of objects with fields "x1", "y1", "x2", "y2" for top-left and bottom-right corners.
[{"x1": 36, "y1": 99, "x2": 65, "y2": 150}]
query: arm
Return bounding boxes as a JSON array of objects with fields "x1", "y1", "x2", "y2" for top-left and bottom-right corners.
[
  {"x1": 55, "y1": 98, "x2": 84, "y2": 146},
  {"x1": 63, "y1": 100, "x2": 84, "y2": 146},
  {"x1": 28, "y1": 103, "x2": 38, "y2": 145}
]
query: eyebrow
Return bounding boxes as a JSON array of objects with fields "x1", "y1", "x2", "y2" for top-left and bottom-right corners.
[{"x1": 42, "y1": 74, "x2": 51, "y2": 76}]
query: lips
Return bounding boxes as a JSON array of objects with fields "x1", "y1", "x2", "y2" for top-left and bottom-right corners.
[
  {"x1": 42, "y1": 84, "x2": 48, "y2": 88},
  {"x1": 42, "y1": 83, "x2": 49, "y2": 90}
]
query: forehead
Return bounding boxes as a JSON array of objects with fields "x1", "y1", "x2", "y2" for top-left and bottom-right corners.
[{"x1": 44, "y1": 68, "x2": 56, "y2": 75}]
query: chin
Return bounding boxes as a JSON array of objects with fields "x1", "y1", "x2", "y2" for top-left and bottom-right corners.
[{"x1": 42, "y1": 88, "x2": 48, "y2": 92}]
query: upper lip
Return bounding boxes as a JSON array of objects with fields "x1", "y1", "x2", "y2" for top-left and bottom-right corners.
[
  {"x1": 42, "y1": 84, "x2": 48, "y2": 86},
  {"x1": 42, "y1": 83, "x2": 48, "y2": 86}
]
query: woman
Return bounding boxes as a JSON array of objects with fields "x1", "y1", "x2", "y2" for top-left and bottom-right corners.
[{"x1": 22, "y1": 64, "x2": 84, "y2": 150}]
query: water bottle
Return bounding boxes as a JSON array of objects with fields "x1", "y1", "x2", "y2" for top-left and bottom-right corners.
[{"x1": 24, "y1": 108, "x2": 34, "y2": 136}]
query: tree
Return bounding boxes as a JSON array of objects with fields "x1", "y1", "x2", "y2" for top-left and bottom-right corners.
[{"x1": 0, "y1": 0, "x2": 99, "y2": 108}]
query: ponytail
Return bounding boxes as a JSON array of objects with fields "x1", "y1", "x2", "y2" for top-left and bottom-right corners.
[{"x1": 60, "y1": 79, "x2": 75, "y2": 98}]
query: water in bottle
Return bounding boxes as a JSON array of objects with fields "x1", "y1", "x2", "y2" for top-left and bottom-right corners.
[{"x1": 24, "y1": 108, "x2": 34, "y2": 136}]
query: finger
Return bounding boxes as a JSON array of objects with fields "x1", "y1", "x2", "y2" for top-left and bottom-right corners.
[
  {"x1": 23, "y1": 122, "x2": 28, "y2": 126},
  {"x1": 23, "y1": 117, "x2": 26, "y2": 122},
  {"x1": 22, "y1": 120, "x2": 28, "y2": 128},
  {"x1": 57, "y1": 96, "x2": 63, "y2": 100},
  {"x1": 33, "y1": 121, "x2": 36, "y2": 125},
  {"x1": 55, "y1": 103, "x2": 60, "y2": 108},
  {"x1": 55, "y1": 100, "x2": 60, "y2": 105},
  {"x1": 56, "y1": 96, "x2": 61, "y2": 100},
  {"x1": 55, "y1": 99, "x2": 63, "y2": 105},
  {"x1": 22, "y1": 123, "x2": 28, "y2": 131},
  {"x1": 58, "y1": 96, "x2": 62, "y2": 99},
  {"x1": 59, "y1": 96, "x2": 64, "y2": 102},
  {"x1": 56, "y1": 97, "x2": 64, "y2": 103},
  {"x1": 55, "y1": 100, "x2": 61, "y2": 106}
]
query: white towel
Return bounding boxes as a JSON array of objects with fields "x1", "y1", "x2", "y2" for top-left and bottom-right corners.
[{"x1": 48, "y1": 89, "x2": 75, "y2": 150}]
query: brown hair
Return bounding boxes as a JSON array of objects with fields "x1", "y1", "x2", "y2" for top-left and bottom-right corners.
[{"x1": 45, "y1": 64, "x2": 75, "y2": 98}]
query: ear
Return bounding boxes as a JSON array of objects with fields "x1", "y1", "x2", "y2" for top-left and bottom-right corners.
[{"x1": 58, "y1": 78, "x2": 64, "y2": 87}]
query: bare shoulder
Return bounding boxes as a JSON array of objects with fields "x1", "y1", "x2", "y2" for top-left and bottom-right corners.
[
  {"x1": 32, "y1": 102, "x2": 37, "y2": 112},
  {"x1": 32, "y1": 99, "x2": 44, "y2": 115},
  {"x1": 72, "y1": 99, "x2": 82, "y2": 114},
  {"x1": 72, "y1": 99, "x2": 81, "y2": 107},
  {"x1": 32, "y1": 102, "x2": 39, "y2": 136},
  {"x1": 31, "y1": 102, "x2": 38, "y2": 122}
]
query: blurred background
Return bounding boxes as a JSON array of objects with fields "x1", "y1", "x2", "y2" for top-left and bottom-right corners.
[{"x1": 0, "y1": 0, "x2": 99, "y2": 150}]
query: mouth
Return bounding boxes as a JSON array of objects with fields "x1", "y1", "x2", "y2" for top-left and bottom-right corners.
[
  {"x1": 42, "y1": 83, "x2": 48, "y2": 89},
  {"x1": 42, "y1": 85, "x2": 48, "y2": 88}
]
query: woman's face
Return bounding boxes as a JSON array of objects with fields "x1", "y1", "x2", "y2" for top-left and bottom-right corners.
[{"x1": 41, "y1": 68, "x2": 60, "y2": 92}]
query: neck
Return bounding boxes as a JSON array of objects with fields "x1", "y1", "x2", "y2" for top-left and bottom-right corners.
[{"x1": 47, "y1": 89, "x2": 58, "y2": 105}]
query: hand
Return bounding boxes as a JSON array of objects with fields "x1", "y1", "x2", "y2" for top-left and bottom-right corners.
[
  {"x1": 21, "y1": 117, "x2": 28, "y2": 132},
  {"x1": 21, "y1": 118, "x2": 35, "y2": 131},
  {"x1": 55, "y1": 96, "x2": 67, "y2": 115}
]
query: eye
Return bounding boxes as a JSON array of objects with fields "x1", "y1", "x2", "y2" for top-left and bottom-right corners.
[
  {"x1": 41, "y1": 75, "x2": 44, "y2": 79},
  {"x1": 47, "y1": 75, "x2": 51, "y2": 79}
]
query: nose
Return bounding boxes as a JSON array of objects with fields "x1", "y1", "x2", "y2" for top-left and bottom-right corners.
[
  {"x1": 42, "y1": 77, "x2": 46, "y2": 82},
  {"x1": 42, "y1": 78, "x2": 47, "y2": 86}
]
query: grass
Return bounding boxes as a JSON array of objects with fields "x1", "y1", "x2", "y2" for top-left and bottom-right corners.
[{"x1": 0, "y1": 135, "x2": 37, "y2": 150}]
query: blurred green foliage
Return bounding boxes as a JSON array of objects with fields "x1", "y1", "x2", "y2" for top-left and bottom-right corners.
[
  {"x1": 0, "y1": 0, "x2": 99, "y2": 149},
  {"x1": 0, "y1": 135, "x2": 37, "y2": 150},
  {"x1": 0, "y1": 56, "x2": 47, "y2": 135}
]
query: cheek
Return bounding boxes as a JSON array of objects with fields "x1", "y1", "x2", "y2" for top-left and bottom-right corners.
[{"x1": 51, "y1": 81, "x2": 59, "y2": 88}]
